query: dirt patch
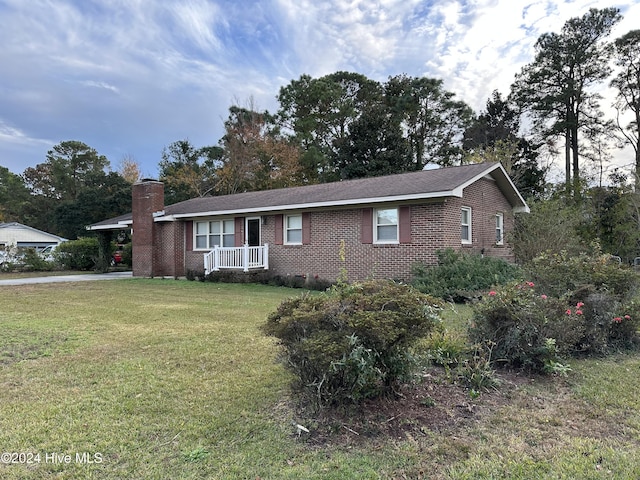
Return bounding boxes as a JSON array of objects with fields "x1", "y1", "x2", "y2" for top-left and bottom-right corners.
[
  {"x1": 290, "y1": 365, "x2": 639, "y2": 455},
  {"x1": 294, "y1": 366, "x2": 533, "y2": 448}
]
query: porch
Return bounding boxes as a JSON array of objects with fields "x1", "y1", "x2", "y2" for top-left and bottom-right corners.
[{"x1": 204, "y1": 244, "x2": 269, "y2": 275}]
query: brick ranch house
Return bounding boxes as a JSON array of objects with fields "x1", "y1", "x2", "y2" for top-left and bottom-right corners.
[{"x1": 89, "y1": 162, "x2": 529, "y2": 282}]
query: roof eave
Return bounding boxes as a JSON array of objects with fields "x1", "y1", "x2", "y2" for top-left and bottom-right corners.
[
  {"x1": 155, "y1": 190, "x2": 461, "y2": 221},
  {"x1": 87, "y1": 220, "x2": 133, "y2": 231}
]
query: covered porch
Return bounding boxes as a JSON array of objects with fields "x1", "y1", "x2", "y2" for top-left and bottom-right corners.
[{"x1": 204, "y1": 244, "x2": 269, "y2": 274}]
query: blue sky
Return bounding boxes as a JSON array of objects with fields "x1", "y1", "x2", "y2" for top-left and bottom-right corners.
[{"x1": 1, "y1": 0, "x2": 639, "y2": 179}]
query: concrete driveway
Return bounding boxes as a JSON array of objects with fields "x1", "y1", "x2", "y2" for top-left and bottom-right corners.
[{"x1": 0, "y1": 271, "x2": 133, "y2": 286}]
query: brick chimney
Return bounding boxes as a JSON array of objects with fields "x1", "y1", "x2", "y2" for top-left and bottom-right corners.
[{"x1": 132, "y1": 180, "x2": 164, "y2": 277}]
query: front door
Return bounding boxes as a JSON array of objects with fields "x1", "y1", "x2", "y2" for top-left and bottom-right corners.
[{"x1": 246, "y1": 217, "x2": 261, "y2": 246}]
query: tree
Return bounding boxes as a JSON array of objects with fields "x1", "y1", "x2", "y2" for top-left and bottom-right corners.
[
  {"x1": 117, "y1": 154, "x2": 142, "y2": 184},
  {"x1": 12, "y1": 140, "x2": 133, "y2": 239},
  {"x1": 334, "y1": 102, "x2": 411, "y2": 179},
  {"x1": 463, "y1": 91, "x2": 547, "y2": 199},
  {"x1": 277, "y1": 71, "x2": 383, "y2": 181},
  {"x1": 217, "y1": 104, "x2": 305, "y2": 194},
  {"x1": 0, "y1": 166, "x2": 29, "y2": 222},
  {"x1": 53, "y1": 172, "x2": 131, "y2": 239},
  {"x1": 385, "y1": 75, "x2": 473, "y2": 168},
  {"x1": 511, "y1": 8, "x2": 622, "y2": 195},
  {"x1": 23, "y1": 140, "x2": 109, "y2": 201},
  {"x1": 611, "y1": 30, "x2": 640, "y2": 183},
  {"x1": 158, "y1": 139, "x2": 222, "y2": 204}
]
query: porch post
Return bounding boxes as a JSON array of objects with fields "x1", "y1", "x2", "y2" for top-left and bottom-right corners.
[
  {"x1": 263, "y1": 243, "x2": 269, "y2": 270},
  {"x1": 213, "y1": 246, "x2": 220, "y2": 271},
  {"x1": 243, "y1": 244, "x2": 249, "y2": 272}
]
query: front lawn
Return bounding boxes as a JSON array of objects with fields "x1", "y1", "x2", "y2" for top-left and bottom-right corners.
[{"x1": 1, "y1": 280, "x2": 639, "y2": 479}]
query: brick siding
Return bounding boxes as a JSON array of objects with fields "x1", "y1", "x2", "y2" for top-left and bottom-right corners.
[{"x1": 177, "y1": 177, "x2": 515, "y2": 282}]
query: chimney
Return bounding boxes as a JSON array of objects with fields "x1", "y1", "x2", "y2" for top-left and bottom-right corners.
[{"x1": 132, "y1": 179, "x2": 164, "y2": 277}]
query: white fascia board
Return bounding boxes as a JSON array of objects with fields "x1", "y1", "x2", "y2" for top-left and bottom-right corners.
[
  {"x1": 155, "y1": 190, "x2": 459, "y2": 222},
  {"x1": 458, "y1": 163, "x2": 529, "y2": 213},
  {"x1": 87, "y1": 220, "x2": 133, "y2": 231}
]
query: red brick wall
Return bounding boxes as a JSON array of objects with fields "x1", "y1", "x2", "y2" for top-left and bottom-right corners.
[
  {"x1": 155, "y1": 221, "x2": 184, "y2": 277},
  {"x1": 132, "y1": 181, "x2": 164, "y2": 277},
  {"x1": 180, "y1": 177, "x2": 515, "y2": 281}
]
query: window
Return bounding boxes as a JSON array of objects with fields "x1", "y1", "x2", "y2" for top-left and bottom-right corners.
[
  {"x1": 375, "y1": 208, "x2": 398, "y2": 243},
  {"x1": 461, "y1": 207, "x2": 472, "y2": 244},
  {"x1": 495, "y1": 213, "x2": 504, "y2": 245},
  {"x1": 285, "y1": 214, "x2": 302, "y2": 244},
  {"x1": 194, "y1": 220, "x2": 234, "y2": 249}
]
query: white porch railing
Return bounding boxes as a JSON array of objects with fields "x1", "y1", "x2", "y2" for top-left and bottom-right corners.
[{"x1": 204, "y1": 244, "x2": 269, "y2": 274}]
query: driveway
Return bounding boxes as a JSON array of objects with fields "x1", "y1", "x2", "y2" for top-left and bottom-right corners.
[{"x1": 0, "y1": 271, "x2": 133, "y2": 286}]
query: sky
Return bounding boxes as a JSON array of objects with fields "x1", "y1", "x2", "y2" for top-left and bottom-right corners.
[{"x1": 1, "y1": 0, "x2": 639, "y2": 180}]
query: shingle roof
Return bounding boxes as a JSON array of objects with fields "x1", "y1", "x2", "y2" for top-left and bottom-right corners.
[{"x1": 88, "y1": 163, "x2": 528, "y2": 230}]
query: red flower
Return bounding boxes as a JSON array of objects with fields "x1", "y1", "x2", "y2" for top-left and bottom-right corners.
[
  {"x1": 566, "y1": 309, "x2": 572, "y2": 315},
  {"x1": 613, "y1": 317, "x2": 623, "y2": 323},
  {"x1": 527, "y1": 281, "x2": 535, "y2": 287},
  {"x1": 576, "y1": 302, "x2": 584, "y2": 308},
  {"x1": 488, "y1": 291, "x2": 497, "y2": 296},
  {"x1": 576, "y1": 310, "x2": 583, "y2": 315},
  {"x1": 541, "y1": 294, "x2": 548, "y2": 300},
  {"x1": 624, "y1": 315, "x2": 631, "y2": 320}
]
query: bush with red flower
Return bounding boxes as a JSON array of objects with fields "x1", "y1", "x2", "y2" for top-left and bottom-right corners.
[{"x1": 471, "y1": 274, "x2": 640, "y2": 373}]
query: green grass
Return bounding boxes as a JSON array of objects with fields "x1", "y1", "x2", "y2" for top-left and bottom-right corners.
[{"x1": 1, "y1": 280, "x2": 639, "y2": 479}]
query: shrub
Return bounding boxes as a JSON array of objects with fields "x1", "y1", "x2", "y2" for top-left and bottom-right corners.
[
  {"x1": 526, "y1": 249, "x2": 636, "y2": 298},
  {"x1": 201, "y1": 270, "x2": 333, "y2": 291},
  {"x1": 21, "y1": 248, "x2": 55, "y2": 272},
  {"x1": 263, "y1": 280, "x2": 443, "y2": 407},
  {"x1": 121, "y1": 243, "x2": 132, "y2": 266},
  {"x1": 412, "y1": 248, "x2": 522, "y2": 302},
  {"x1": 471, "y1": 280, "x2": 640, "y2": 374},
  {"x1": 469, "y1": 281, "x2": 568, "y2": 372},
  {"x1": 53, "y1": 237, "x2": 99, "y2": 270}
]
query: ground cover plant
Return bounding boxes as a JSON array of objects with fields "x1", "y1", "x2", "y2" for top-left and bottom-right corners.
[{"x1": 0, "y1": 279, "x2": 639, "y2": 479}]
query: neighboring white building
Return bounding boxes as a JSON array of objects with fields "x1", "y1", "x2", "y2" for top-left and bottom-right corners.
[{"x1": 0, "y1": 222, "x2": 67, "y2": 251}]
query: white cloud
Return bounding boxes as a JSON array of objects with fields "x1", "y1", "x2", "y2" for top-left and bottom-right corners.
[{"x1": 0, "y1": 0, "x2": 638, "y2": 178}]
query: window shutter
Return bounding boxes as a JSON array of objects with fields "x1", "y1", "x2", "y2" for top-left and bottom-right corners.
[
  {"x1": 185, "y1": 221, "x2": 193, "y2": 251},
  {"x1": 399, "y1": 206, "x2": 411, "y2": 244},
  {"x1": 234, "y1": 217, "x2": 244, "y2": 247},
  {"x1": 275, "y1": 214, "x2": 283, "y2": 245},
  {"x1": 361, "y1": 208, "x2": 373, "y2": 244},
  {"x1": 302, "y1": 213, "x2": 311, "y2": 245}
]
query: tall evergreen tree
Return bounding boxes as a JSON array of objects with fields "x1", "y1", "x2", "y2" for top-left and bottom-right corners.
[
  {"x1": 386, "y1": 75, "x2": 473, "y2": 168},
  {"x1": 464, "y1": 91, "x2": 546, "y2": 199},
  {"x1": 611, "y1": 29, "x2": 640, "y2": 183},
  {"x1": 511, "y1": 8, "x2": 622, "y2": 195},
  {"x1": 277, "y1": 71, "x2": 383, "y2": 181}
]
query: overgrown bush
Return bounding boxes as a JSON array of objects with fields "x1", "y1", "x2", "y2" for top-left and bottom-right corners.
[
  {"x1": 412, "y1": 248, "x2": 522, "y2": 301},
  {"x1": 53, "y1": 237, "x2": 99, "y2": 270},
  {"x1": 470, "y1": 278, "x2": 640, "y2": 374},
  {"x1": 469, "y1": 281, "x2": 570, "y2": 371},
  {"x1": 21, "y1": 248, "x2": 55, "y2": 272},
  {"x1": 526, "y1": 249, "x2": 635, "y2": 298},
  {"x1": 263, "y1": 280, "x2": 444, "y2": 407}
]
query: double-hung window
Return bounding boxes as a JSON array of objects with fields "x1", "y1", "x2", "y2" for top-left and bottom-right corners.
[
  {"x1": 195, "y1": 220, "x2": 234, "y2": 249},
  {"x1": 495, "y1": 213, "x2": 504, "y2": 245},
  {"x1": 461, "y1": 207, "x2": 472, "y2": 244},
  {"x1": 285, "y1": 214, "x2": 302, "y2": 244},
  {"x1": 374, "y1": 208, "x2": 399, "y2": 243}
]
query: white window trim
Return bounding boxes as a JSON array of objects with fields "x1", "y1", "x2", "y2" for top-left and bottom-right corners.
[
  {"x1": 461, "y1": 206, "x2": 472, "y2": 244},
  {"x1": 194, "y1": 219, "x2": 235, "y2": 250},
  {"x1": 496, "y1": 212, "x2": 504, "y2": 245},
  {"x1": 284, "y1": 214, "x2": 303, "y2": 245},
  {"x1": 374, "y1": 207, "x2": 399, "y2": 244}
]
